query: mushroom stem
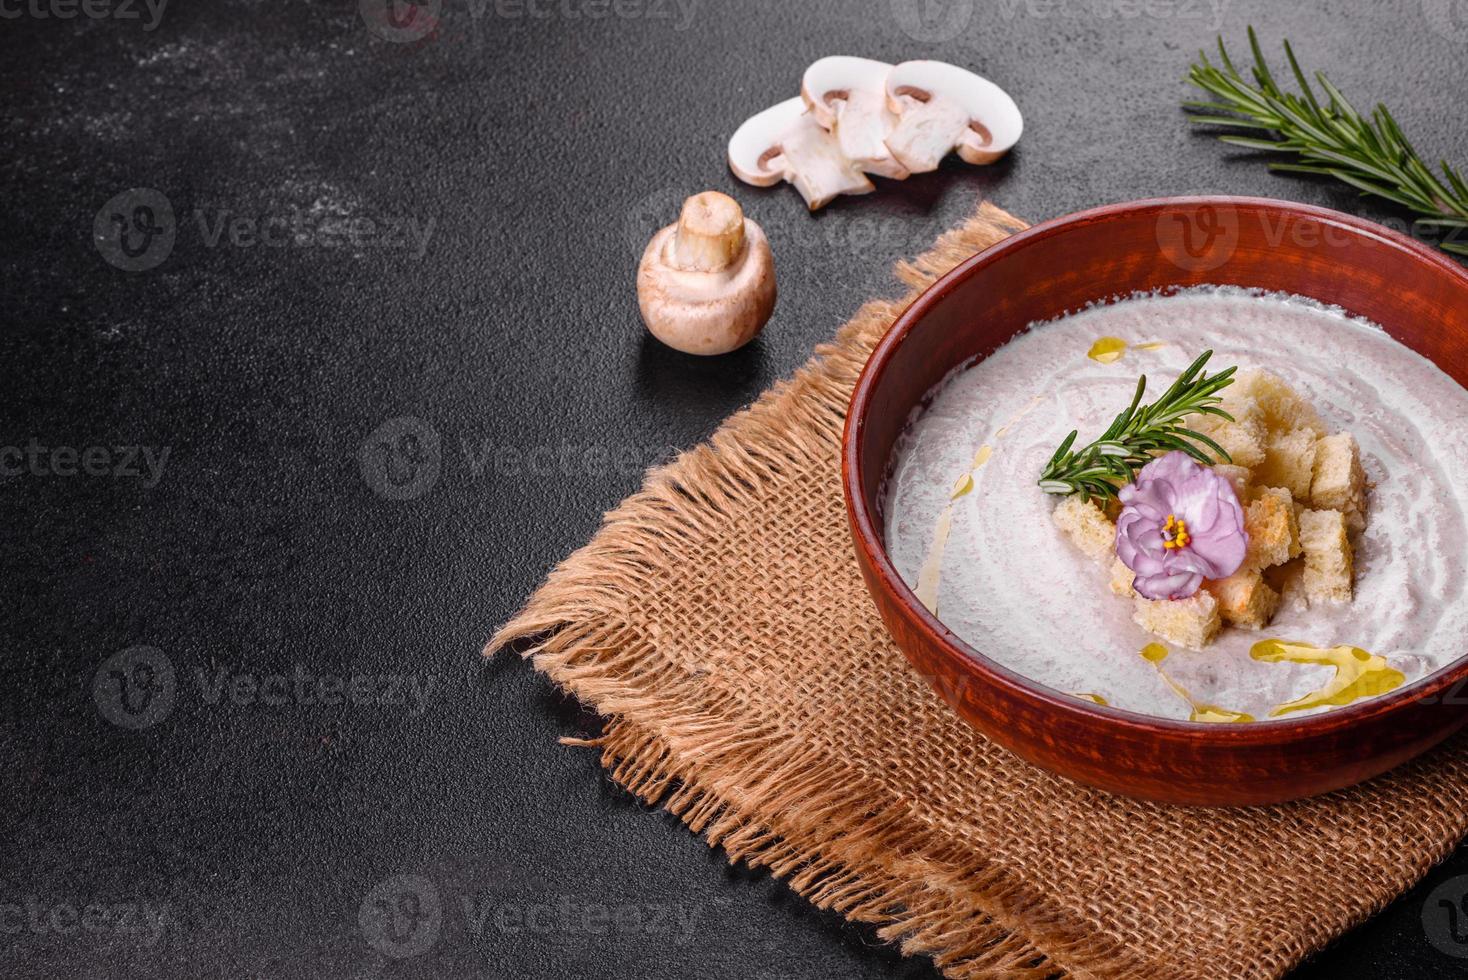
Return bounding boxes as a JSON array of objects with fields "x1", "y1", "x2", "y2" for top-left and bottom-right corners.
[
  {"x1": 637, "y1": 191, "x2": 777, "y2": 356},
  {"x1": 885, "y1": 91, "x2": 970, "y2": 174},
  {"x1": 779, "y1": 115, "x2": 874, "y2": 209},
  {"x1": 882, "y1": 61, "x2": 1024, "y2": 173},
  {"x1": 801, "y1": 57, "x2": 910, "y2": 180},
  {"x1": 831, "y1": 89, "x2": 909, "y2": 179},
  {"x1": 727, "y1": 97, "x2": 874, "y2": 211},
  {"x1": 670, "y1": 192, "x2": 746, "y2": 273}
]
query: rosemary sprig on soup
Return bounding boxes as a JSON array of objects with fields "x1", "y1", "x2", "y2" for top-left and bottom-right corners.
[{"x1": 1038, "y1": 350, "x2": 1237, "y2": 502}]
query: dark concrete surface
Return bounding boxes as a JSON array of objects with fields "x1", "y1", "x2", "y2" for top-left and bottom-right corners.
[{"x1": 4, "y1": 0, "x2": 1468, "y2": 976}]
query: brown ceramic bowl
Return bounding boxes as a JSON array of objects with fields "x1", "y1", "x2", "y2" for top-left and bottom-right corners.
[{"x1": 843, "y1": 196, "x2": 1468, "y2": 806}]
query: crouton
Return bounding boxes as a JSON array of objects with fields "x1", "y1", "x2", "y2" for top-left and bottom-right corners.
[
  {"x1": 1264, "y1": 557, "x2": 1309, "y2": 612},
  {"x1": 1255, "y1": 429, "x2": 1318, "y2": 500},
  {"x1": 1310, "y1": 433, "x2": 1367, "y2": 531},
  {"x1": 1243, "y1": 487, "x2": 1302, "y2": 571},
  {"x1": 1109, "y1": 558, "x2": 1136, "y2": 597},
  {"x1": 1229, "y1": 369, "x2": 1327, "y2": 438},
  {"x1": 1132, "y1": 592, "x2": 1221, "y2": 650},
  {"x1": 1212, "y1": 464, "x2": 1251, "y2": 501},
  {"x1": 1053, "y1": 495, "x2": 1115, "y2": 562},
  {"x1": 1299, "y1": 508, "x2": 1354, "y2": 604},
  {"x1": 1187, "y1": 403, "x2": 1266, "y2": 468},
  {"x1": 1205, "y1": 569, "x2": 1281, "y2": 630}
]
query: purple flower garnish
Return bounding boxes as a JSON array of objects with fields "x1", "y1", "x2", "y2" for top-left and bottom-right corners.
[{"x1": 1116, "y1": 452, "x2": 1248, "y2": 600}]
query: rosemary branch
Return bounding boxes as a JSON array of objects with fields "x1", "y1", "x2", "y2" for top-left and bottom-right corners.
[
  {"x1": 1184, "y1": 27, "x2": 1468, "y2": 257},
  {"x1": 1039, "y1": 351, "x2": 1236, "y2": 502}
]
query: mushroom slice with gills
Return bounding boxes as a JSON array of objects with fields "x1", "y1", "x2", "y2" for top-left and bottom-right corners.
[
  {"x1": 728, "y1": 96, "x2": 874, "y2": 211},
  {"x1": 800, "y1": 56, "x2": 909, "y2": 180},
  {"x1": 883, "y1": 60, "x2": 1023, "y2": 174}
]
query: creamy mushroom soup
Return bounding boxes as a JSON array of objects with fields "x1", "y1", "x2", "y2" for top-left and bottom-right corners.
[{"x1": 884, "y1": 287, "x2": 1468, "y2": 722}]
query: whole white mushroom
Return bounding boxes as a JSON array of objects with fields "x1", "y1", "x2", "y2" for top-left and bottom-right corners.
[{"x1": 636, "y1": 191, "x2": 777, "y2": 356}]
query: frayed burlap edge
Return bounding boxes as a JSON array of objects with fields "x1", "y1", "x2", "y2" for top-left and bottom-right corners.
[{"x1": 488, "y1": 203, "x2": 1173, "y2": 979}]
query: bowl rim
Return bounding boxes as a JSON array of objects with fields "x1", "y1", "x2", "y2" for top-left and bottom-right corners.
[{"x1": 843, "y1": 194, "x2": 1468, "y2": 741}]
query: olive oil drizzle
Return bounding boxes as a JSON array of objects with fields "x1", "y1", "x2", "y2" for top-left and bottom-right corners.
[
  {"x1": 914, "y1": 508, "x2": 953, "y2": 614},
  {"x1": 1087, "y1": 336, "x2": 1127, "y2": 363},
  {"x1": 916, "y1": 444, "x2": 997, "y2": 613},
  {"x1": 1251, "y1": 640, "x2": 1406, "y2": 717},
  {"x1": 1141, "y1": 643, "x2": 1256, "y2": 723},
  {"x1": 914, "y1": 430, "x2": 1006, "y2": 614},
  {"x1": 1086, "y1": 338, "x2": 1168, "y2": 364}
]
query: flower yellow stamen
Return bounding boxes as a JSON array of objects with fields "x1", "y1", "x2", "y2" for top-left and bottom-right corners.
[{"x1": 1162, "y1": 514, "x2": 1191, "y2": 550}]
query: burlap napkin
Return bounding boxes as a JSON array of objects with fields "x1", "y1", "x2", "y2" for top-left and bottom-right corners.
[{"x1": 491, "y1": 202, "x2": 1468, "y2": 979}]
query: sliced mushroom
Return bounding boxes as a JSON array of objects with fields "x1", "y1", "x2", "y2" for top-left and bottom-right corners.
[
  {"x1": 637, "y1": 191, "x2": 776, "y2": 356},
  {"x1": 883, "y1": 61, "x2": 1023, "y2": 173},
  {"x1": 800, "y1": 56, "x2": 909, "y2": 180},
  {"x1": 728, "y1": 96, "x2": 874, "y2": 211}
]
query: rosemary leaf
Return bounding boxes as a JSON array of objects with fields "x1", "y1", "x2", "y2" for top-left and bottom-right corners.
[
  {"x1": 1184, "y1": 27, "x2": 1468, "y2": 260},
  {"x1": 1038, "y1": 351, "x2": 1236, "y2": 502}
]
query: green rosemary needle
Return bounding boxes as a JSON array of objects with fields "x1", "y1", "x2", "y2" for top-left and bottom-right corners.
[
  {"x1": 1184, "y1": 27, "x2": 1468, "y2": 257},
  {"x1": 1039, "y1": 350, "x2": 1236, "y2": 502}
]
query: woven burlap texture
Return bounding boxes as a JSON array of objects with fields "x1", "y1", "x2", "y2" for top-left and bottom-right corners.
[{"x1": 491, "y1": 201, "x2": 1468, "y2": 979}]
